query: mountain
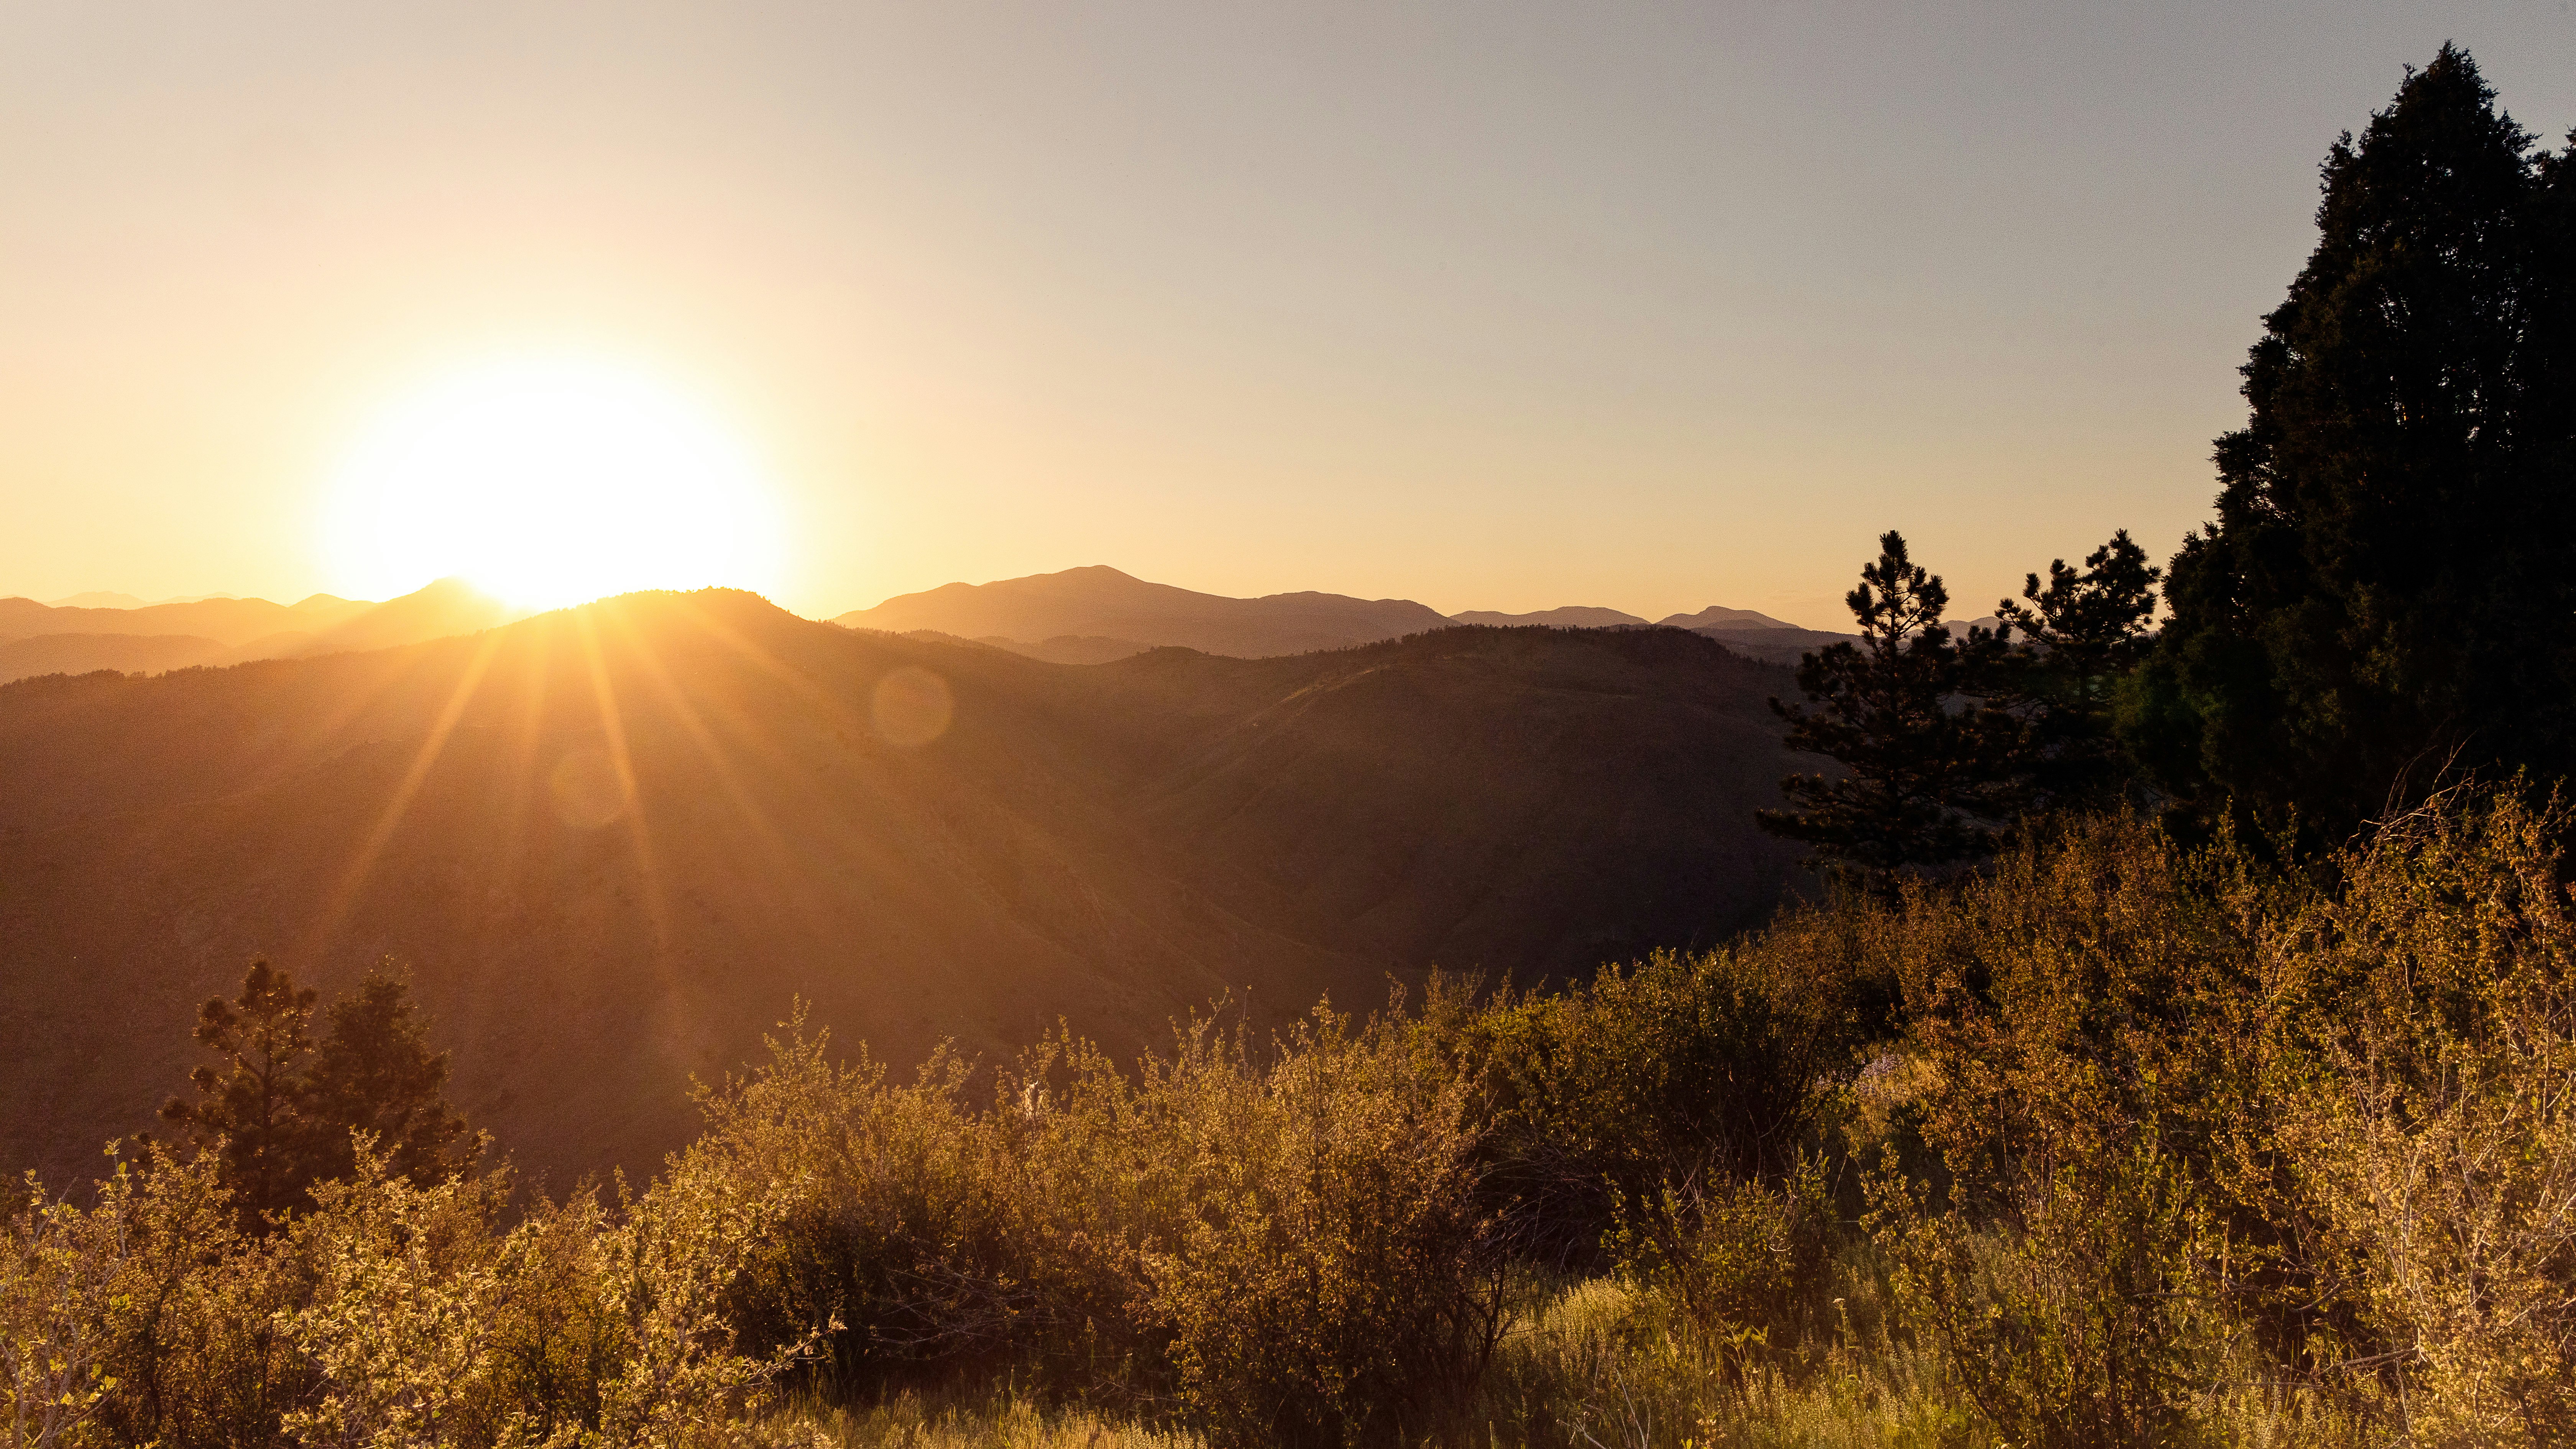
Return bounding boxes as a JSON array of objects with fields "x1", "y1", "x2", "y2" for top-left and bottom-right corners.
[
  {"x1": 0, "y1": 592, "x2": 370, "y2": 648},
  {"x1": 834, "y1": 566, "x2": 1452, "y2": 659},
  {"x1": 269, "y1": 577, "x2": 521, "y2": 659},
  {"x1": 0, "y1": 581, "x2": 524, "y2": 683},
  {"x1": 1656, "y1": 605, "x2": 1805, "y2": 632},
  {"x1": 1640, "y1": 605, "x2": 1849, "y2": 667},
  {"x1": 0, "y1": 596, "x2": 1806, "y2": 1186},
  {"x1": 1446, "y1": 607, "x2": 1648, "y2": 629},
  {"x1": 44, "y1": 591, "x2": 151, "y2": 610}
]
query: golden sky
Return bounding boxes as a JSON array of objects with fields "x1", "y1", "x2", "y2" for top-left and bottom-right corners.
[{"x1": 5, "y1": 3, "x2": 2570, "y2": 628}]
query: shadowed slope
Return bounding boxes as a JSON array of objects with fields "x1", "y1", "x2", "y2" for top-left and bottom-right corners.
[{"x1": 0, "y1": 597, "x2": 1803, "y2": 1184}]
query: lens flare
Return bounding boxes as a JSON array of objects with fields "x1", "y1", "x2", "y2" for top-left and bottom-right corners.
[{"x1": 871, "y1": 666, "x2": 955, "y2": 749}]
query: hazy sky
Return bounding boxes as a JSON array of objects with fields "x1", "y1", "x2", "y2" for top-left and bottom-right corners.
[{"x1": 6, "y1": 3, "x2": 2572, "y2": 627}]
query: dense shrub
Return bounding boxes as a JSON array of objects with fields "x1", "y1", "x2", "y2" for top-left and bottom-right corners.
[
  {"x1": 1859, "y1": 814, "x2": 2267, "y2": 1446},
  {"x1": 2262, "y1": 795, "x2": 2576, "y2": 1443},
  {"x1": 682, "y1": 1032, "x2": 1027, "y2": 1388},
  {"x1": 1868, "y1": 794, "x2": 2576, "y2": 1447},
  {"x1": 3, "y1": 1138, "x2": 806, "y2": 1448},
  {"x1": 692, "y1": 1004, "x2": 1499, "y2": 1447},
  {"x1": 1467, "y1": 936, "x2": 1878, "y2": 1264},
  {"x1": 1134, "y1": 1008, "x2": 1499, "y2": 1444},
  {"x1": 1613, "y1": 1155, "x2": 1836, "y2": 1363}
]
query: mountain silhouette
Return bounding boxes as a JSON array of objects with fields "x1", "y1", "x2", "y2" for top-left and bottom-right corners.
[
  {"x1": 0, "y1": 592, "x2": 370, "y2": 649},
  {"x1": 835, "y1": 565, "x2": 1452, "y2": 658},
  {"x1": 1656, "y1": 605, "x2": 1806, "y2": 631},
  {"x1": 0, "y1": 594, "x2": 1805, "y2": 1185},
  {"x1": 1639, "y1": 606, "x2": 1850, "y2": 667},
  {"x1": 1447, "y1": 607, "x2": 1648, "y2": 628},
  {"x1": 0, "y1": 580, "x2": 524, "y2": 683},
  {"x1": 264, "y1": 577, "x2": 521, "y2": 659}
]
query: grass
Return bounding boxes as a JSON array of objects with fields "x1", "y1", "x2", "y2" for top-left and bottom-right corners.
[
  {"x1": 784, "y1": 1389, "x2": 1205, "y2": 1449},
  {"x1": 772, "y1": 1272, "x2": 1996, "y2": 1449}
]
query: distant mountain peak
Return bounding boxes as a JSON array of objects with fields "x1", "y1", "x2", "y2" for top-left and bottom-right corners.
[
  {"x1": 833, "y1": 566, "x2": 1451, "y2": 660},
  {"x1": 1656, "y1": 605, "x2": 1803, "y2": 631}
]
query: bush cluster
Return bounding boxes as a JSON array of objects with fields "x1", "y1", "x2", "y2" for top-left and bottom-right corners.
[
  {"x1": 0, "y1": 1139, "x2": 810, "y2": 1449},
  {"x1": 690, "y1": 1003, "x2": 1502, "y2": 1446},
  {"x1": 1866, "y1": 794, "x2": 2576, "y2": 1447}
]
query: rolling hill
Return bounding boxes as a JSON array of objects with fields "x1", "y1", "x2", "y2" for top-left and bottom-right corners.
[
  {"x1": 0, "y1": 591, "x2": 371, "y2": 646},
  {"x1": 833, "y1": 565, "x2": 1452, "y2": 658},
  {"x1": 0, "y1": 580, "x2": 525, "y2": 683},
  {"x1": 0, "y1": 593, "x2": 1807, "y2": 1186}
]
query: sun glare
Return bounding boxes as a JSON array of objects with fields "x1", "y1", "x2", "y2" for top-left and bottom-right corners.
[{"x1": 324, "y1": 357, "x2": 786, "y2": 609}]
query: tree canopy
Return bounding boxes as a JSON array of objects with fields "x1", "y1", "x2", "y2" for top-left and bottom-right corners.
[
  {"x1": 1758, "y1": 531, "x2": 2020, "y2": 884},
  {"x1": 161, "y1": 958, "x2": 471, "y2": 1223},
  {"x1": 2129, "y1": 45, "x2": 2576, "y2": 834},
  {"x1": 159, "y1": 958, "x2": 318, "y2": 1221},
  {"x1": 1991, "y1": 530, "x2": 2160, "y2": 809}
]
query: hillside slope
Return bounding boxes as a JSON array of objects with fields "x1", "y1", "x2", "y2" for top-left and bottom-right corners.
[
  {"x1": 834, "y1": 565, "x2": 1451, "y2": 658},
  {"x1": 0, "y1": 632, "x2": 229, "y2": 683},
  {"x1": 0, "y1": 597, "x2": 1804, "y2": 1184}
]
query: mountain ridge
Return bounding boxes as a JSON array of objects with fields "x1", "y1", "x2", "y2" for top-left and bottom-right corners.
[
  {"x1": 1449, "y1": 606, "x2": 1649, "y2": 629},
  {"x1": 0, "y1": 580, "x2": 523, "y2": 683},
  {"x1": 834, "y1": 565, "x2": 1453, "y2": 659},
  {"x1": 0, "y1": 593, "x2": 1807, "y2": 1186}
]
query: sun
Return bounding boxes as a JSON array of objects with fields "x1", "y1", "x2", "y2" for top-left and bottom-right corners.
[{"x1": 323, "y1": 356, "x2": 786, "y2": 609}]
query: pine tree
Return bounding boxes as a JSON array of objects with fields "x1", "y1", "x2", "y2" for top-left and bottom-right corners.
[
  {"x1": 161, "y1": 957, "x2": 473, "y2": 1221},
  {"x1": 160, "y1": 959, "x2": 319, "y2": 1221},
  {"x1": 2130, "y1": 46, "x2": 2576, "y2": 833},
  {"x1": 1991, "y1": 530, "x2": 2161, "y2": 807},
  {"x1": 302, "y1": 963, "x2": 474, "y2": 1188},
  {"x1": 1759, "y1": 531, "x2": 2022, "y2": 883}
]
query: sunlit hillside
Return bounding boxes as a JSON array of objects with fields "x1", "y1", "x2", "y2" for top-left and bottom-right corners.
[{"x1": 0, "y1": 592, "x2": 1804, "y2": 1185}]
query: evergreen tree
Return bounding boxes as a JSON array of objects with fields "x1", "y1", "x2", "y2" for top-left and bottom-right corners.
[
  {"x1": 160, "y1": 959, "x2": 319, "y2": 1221},
  {"x1": 302, "y1": 962, "x2": 474, "y2": 1188},
  {"x1": 1990, "y1": 530, "x2": 2161, "y2": 807},
  {"x1": 161, "y1": 957, "x2": 472, "y2": 1221},
  {"x1": 1760, "y1": 531, "x2": 2021, "y2": 883},
  {"x1": 2130, "y1": 46, "x2": 2576, "y2": 833}
]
